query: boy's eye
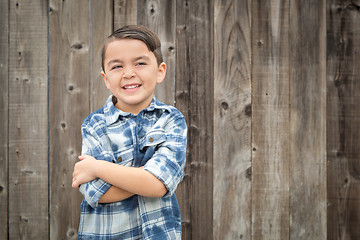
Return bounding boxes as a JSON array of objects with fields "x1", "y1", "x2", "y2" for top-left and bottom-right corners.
[
  {"x1": 136, "y1": 62, "x2": 146, "y2": 66},
  {"x1": 111, "y1": 65, "x2": 122, "y2": 70}
]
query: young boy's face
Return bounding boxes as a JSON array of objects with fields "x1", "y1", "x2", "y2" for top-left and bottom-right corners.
[{"x1": 101, "y1": 39, "x2": 166, "y2": 114}]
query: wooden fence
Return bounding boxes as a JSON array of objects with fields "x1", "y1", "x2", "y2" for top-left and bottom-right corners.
[{"x1": 0, "y1": 0, "x2": 359, "y2": 239}]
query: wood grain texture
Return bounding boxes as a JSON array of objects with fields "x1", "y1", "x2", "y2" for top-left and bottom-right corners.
[
  {"x1": 0, "y1": 0, "x2": 9, "y2": 238},
  {"x1": 251, "y1": 0, "x2": 290, "y2": 239},
  {"x1": 113, "y1": 0, "x2": 137, "y2": 30},
  {"x1": 213, "y1": 0, "x2": 251, "y2": 239},
  {"x1": 175, "y1": 0, "x2": 214, "y2": 239},
  {"x1": 3, "y1": 1, "x2": 360, "y2": 239},
  {"x1": 289, "y1": 0, "x2": 327, "y2": 239},
  {"x1": 137, "y1": 0, "x2": 176, "y2": 106},
  {"x1": 327, "y1": 0, "x2": 360, "y2": 239},
  {"x1": 89, "y1": 0, "x2": 113, "y2": 112},
  {"x1": 8, "y1": 0, "x2": 49, "y2": 239},
  {"x1": 49, "y1": 0, "x2": 89, "y2": 238}
]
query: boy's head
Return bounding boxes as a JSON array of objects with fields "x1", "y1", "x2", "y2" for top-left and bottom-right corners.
[
  {"x1": 100, "y1": 25, "x2": 166, "y2": 115},
  {"x1": 101, "y1": 25, "x2": 163, "y2": 71}
]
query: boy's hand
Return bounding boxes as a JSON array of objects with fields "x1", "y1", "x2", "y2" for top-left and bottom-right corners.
[{"x1": 72, "y1": 155, "x2": 99, "y2": 188}]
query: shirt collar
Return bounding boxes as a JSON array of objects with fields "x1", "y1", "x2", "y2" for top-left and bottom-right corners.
[{"x1": 104, "y1": 95, "x2": 172, "y2": 126}]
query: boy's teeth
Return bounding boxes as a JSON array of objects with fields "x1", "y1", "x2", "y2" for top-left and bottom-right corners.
[{"x1": 124, "y1": 85, "x2": 140, "y2": 89}]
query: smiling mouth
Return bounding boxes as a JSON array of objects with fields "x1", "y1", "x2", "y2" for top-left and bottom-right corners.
[{"x1": 122, "y1": 84, "x2": 141, "y2": 89}]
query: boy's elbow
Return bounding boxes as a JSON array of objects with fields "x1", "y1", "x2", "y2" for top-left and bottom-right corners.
[
  {"x1": 158, "y1": 185, "x2": 168, "y2": 197},
  {"x1": 142, "y1": 169, "x2": 168, "y2": 197},
  {"x1": 151, "y1": 182, "x2": 168, "y2": 198}
]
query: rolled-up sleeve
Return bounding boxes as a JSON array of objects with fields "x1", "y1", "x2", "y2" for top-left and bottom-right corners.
[
  {"x1": 143, "y1": 114, "x2": 187, "y2": 197},
  {"x1": 79, "y1": 125, "x2": 114, "y2": 208}
]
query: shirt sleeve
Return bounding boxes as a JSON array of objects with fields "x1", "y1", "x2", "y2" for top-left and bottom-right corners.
[
  {"x1": 79, "y1": 124, "x2": 114, "y2": 208},
  {"x1": 143, "y1": 111, "x2": 187, "y2": 197}
]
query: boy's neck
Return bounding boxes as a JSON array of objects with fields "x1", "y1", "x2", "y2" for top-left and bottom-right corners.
[{"x1": 112, "y1": 95, "x2": 154, "y2": 115}]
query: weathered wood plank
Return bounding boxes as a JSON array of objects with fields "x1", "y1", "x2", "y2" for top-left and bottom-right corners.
[
  {"x1": 175, "y1": 0, "x2": 214, "y2": 239},
  {"x1": 327, "y1": 1, "x2": 360, "y2": 239},
  {"x1": 137, "y1": 0, "x2": 176, "y2": 106},
  {"x1": 251, "y1": 0, "x2": 290, "y2": 239},
  {"x1": 289, "y1": 0, "x2": 327, "y2": 239},
  {"x1": 0, "y1": 0, "x2": 9, "y2": 238},
  {"x1": 113, "y1": 0, "x2": 137, "y2": 30},
  {"x1": 89, "y1": 0, "x2": 113, "y2": 112},
  {"x1": 49, "y1": 0, "x2": 89, "y2": 238},
  {"x1": 213, "y1": 0, "x2": 251, "y2": 239},
  {"x1": 8, "y1": 0, "x2": 49, "y2": 239}
]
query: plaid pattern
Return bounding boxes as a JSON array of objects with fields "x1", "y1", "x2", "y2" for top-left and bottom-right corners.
[{"x1": 78, "y1": 95, "x2": 187, "y2": 239}]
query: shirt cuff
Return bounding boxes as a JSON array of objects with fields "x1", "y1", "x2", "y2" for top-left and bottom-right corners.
[
  {"x1": 143, "y1": 153, "x2": 184, "y2": 197},
  {"x1": 79, "y1": 178, "x2": 111, "y2": 208}
]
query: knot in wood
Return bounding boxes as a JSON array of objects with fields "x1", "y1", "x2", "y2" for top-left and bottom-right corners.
[
  {"x1": 221, "y1": 101, "x2": 229, "y2": 110},
  {"x1": 67, "y1": 229, "x2": 76, "y2": 237},
  {"x1": 150, "y1": 5, "x2": 155, "y2": 15},
  {"x1": 245, "y1": 167, "x2": 252, "y2": 180},
  {"x1": 71, "y1": 42, "x2": 84, "y2": 50},
  {"x1": 245, "y1": 104, "x2": 252, "y2": 116},
  {"x1": 20, "y1": 216, "x2": 29, "y2": 223},
  {"x1": 168, "y1": 46, "x2": 175, "y2": 53}
]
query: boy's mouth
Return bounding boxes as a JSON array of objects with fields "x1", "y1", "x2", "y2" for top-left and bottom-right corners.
[{"x1": 122, "y1": 84, "x2": 141, "y2": 90}]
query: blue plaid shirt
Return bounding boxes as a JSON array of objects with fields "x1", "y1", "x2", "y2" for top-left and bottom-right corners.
[{"x1": 78, "y1": 95, "x2": 187, "y2": 239}]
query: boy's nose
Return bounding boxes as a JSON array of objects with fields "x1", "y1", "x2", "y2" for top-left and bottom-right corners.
[{"x1": 123, "y1": 67, "x2": 135, "y2": 79}]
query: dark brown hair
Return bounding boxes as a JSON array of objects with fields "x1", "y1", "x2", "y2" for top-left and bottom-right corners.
[{"x1": 101, "y1": 25, "x2": 163, "y2": 71}]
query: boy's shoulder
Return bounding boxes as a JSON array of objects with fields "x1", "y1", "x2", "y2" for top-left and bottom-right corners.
[{"x1": 82, "y1": 107, "x2": 106, "y2": 128}]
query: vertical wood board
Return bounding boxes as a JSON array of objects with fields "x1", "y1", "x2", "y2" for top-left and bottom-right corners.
[
  {"x1": 289, "y1": 0, "x2": 327, "y2": 239},
  {"x1": 326, "y1": 0, "x2": 360, "y2": 239},
  {"x1": 137, "y1": 0, "x2": 176, "y2": 106},
  {"x1": 251, "y1": 0, "x2": 290, "y2": 239},
  {"x1": 175, "y1": 0, "x2": 214, "y2": 239},
  {"x1": 89, "y1": 0, "x2": 113, "y2": 112},
  {"x1": 213, "y1": 0, "x2": 252, "y2": 239},
  {"x1": 113, "y1": 0, "x2": 137, "y2": 30},
  {"x1": 0, "y1": 0, "x2": 9, "y2": 238},
  {"x1": 173, "y1": 1, "x2": 192, "y2": 238},
  {"x1": 8, "y1": 0, "x2": 49, "y2": 238},
  {"x1": 49, "y1": 0, "x2": 89, "y2": 238}
]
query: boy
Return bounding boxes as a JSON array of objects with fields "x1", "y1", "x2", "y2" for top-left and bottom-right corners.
[{"x1": 72, "y1": 25, "x2": 187, "y2": 239}]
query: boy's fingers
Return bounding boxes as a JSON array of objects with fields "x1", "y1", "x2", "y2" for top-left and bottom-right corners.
[
  {"x1": 72, "y1": 179, "x2": 76, "y2": 188},
  {"x1": 72, "y1": 177, "x2": 79, "y2": 188}
]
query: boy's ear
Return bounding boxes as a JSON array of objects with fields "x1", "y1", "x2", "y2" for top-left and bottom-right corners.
[
  {"x1": 156, "y1": 62, "x2": 166, "y2": 84},
  {"x1": 101, "y1": 71, "x2": 111, "y2": 90}
]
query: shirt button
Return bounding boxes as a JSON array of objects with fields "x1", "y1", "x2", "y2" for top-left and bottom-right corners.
[
  {"x1": 117, "y1": 156, "x2": 122, "y2": 162},
  {"x1": 149, "y1": 137, "x2": 154, "y2": 143}
]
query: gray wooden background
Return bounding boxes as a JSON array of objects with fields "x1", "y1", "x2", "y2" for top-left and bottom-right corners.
[{"x1": 1, "y1": 0, "x2": 359, "y2": 239}]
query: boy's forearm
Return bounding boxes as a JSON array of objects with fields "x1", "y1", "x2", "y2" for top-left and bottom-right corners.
[
  {"x1": 98, "y1": 186, "x2": 135, "y2": 203},
  {"x1": 95, "y1": 161, "x2": 167, "y2": 198}
]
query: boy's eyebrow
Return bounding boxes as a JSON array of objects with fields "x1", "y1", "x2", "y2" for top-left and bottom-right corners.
[
  {"x1": 106, "y1": 55, "x2": 151, "y2": 66},
  {"x1": 107, "y1": 59, "x2": 122, "y2": 66},
  {"x1": 133, "y1": 55, "x2": 151, "y2": 61}
]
